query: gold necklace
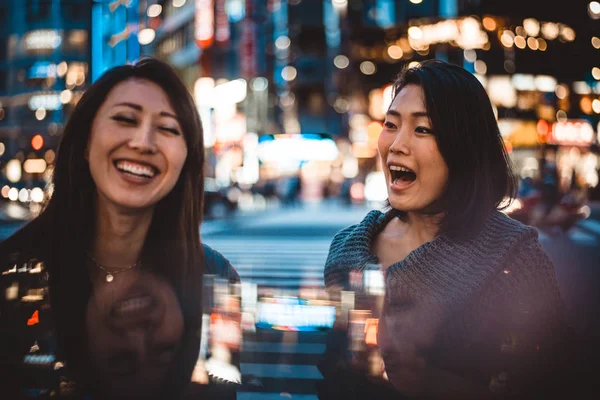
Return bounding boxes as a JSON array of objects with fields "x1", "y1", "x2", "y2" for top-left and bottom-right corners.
[{"x1": 87, "y1": 254, "x2": 141, "y2": 283}]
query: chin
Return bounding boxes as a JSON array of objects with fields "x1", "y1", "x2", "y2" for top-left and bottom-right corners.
[{"x1": 107, "y1": 191, "x2": 161, "y2": 211}]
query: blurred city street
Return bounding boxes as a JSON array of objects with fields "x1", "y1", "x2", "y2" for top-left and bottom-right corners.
[{"x1": 1, "y1": 0, "x2": 600, "y2": 397}]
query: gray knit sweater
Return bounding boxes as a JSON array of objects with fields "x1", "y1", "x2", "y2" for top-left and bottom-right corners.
[{"x1": 324, "y1": 210, "x2": 573, "y2": 398}]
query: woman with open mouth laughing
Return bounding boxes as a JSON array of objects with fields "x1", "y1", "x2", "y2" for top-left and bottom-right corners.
[
  {"x1": 0, "y1": 58, "x2": 239, "y2": 399},
  {"x1": 321, "y1": 60, "x2": 581, "y2": 399}
]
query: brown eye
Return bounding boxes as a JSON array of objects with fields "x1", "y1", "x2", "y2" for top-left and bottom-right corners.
[{"x1": 415, "y1": 126, "x2": 433, "y2": 134}]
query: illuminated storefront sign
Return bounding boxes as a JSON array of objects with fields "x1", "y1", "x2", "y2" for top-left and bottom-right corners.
[
  {"x1": 408, "y1": 17, "x2": 488, "y2": 50},
  {"x1": 549, "y1": 120, "x2": 594, "y2": 146},
  {"x1": 195, "y1": 0, "x2": 215, "y2": 49},
  {"x1": 27, "y1": 62, "x2": 57, "y2": 79},
  {"x1": 497, "y1": 119, "x2": 539, "y2": 147},
  {"x1": 240, "y1": 0, "x2": 257, "y2": 79},
  {"x1": 257, "y1": 134, "x2": 339, "y2": 163},
  {"x1": 24, "y1": 30, "x2": 62, "y2": 50},
  {"x1": 28, "y1": 94, "x2": 62, "y2": 111}
]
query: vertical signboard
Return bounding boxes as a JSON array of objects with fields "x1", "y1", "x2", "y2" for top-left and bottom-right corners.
[
  {"x1": 215, "y1": 0, "x2": 230, "y2": 46},
  {"x1": 239, "y1": 0, "x2": 256, "y2": 79},
  {"x1": 195, "y1": 0, "x2": 215, "y2": 49}
]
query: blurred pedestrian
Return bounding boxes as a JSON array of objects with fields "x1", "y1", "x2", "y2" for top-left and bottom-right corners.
[
  {"x1": 0, "y1": 58, "x2": 239, "y2": 399},
  {"x1": 321, "y1": 60, "x2": 580, "y2": 399},
  {"x1": 540, "y1": 149, "x2": 560, "y2": 215}
]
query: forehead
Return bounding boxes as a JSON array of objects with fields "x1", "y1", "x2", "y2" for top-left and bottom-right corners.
[
  {"x1": 102, "y1": 78, "x2": 176, "y2": 114},
  {"x1": 389, "y1": 84, "x2": 426, "y2": 111}
]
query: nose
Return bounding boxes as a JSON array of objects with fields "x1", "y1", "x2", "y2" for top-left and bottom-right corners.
[
  {"x1": 389, "y1": 127, "x2": 411, "y2": 155},
  {"x1": 128, "y1": 122, "x2": 157, "y2": 154}
]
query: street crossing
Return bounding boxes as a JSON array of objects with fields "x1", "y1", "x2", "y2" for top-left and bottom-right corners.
[
  {"x1": 202, "y1": 236, "x2": 332, "y2": 400},
  {"x1": 202, "y1": 237, "x2": 331, "y2": 290}
]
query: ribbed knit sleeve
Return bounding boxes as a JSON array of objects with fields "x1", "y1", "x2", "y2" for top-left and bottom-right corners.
[{"x1": 323, "y1": 210, "x2": 382, "y2": 289}]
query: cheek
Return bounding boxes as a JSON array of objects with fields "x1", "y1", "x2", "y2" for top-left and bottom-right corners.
[
  {"x1": 377, "y1": 132, "x2": 388, "y2": 156},
  {"x1": 427, "y1": 144, "x2": 448, "y2": 186}
]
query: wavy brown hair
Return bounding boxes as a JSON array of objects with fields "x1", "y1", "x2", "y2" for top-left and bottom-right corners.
[{"x1": 1, "y1": 58, "x2": 205, "y2": 394}]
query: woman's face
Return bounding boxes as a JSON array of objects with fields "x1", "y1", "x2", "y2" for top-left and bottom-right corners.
[
  {"x1": 86, "y1": 272, "x2": 184, "y2": 396},
  {"x1": 86, "y1": 78, "x2": 187, "y2": 211},
  {"x1": 378, "y1": 84, "x2": 449, "y2": 213}
]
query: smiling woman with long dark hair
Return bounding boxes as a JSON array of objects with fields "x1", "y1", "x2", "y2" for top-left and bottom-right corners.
[
  {"x1": 320, "y1": 60, "x2": 580, "y2": 399},
  {"x1": 0, "y1": 58, "x2": 238, "y2": 399}
]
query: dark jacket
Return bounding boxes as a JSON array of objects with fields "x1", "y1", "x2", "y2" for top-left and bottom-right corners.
[{"x1": 0, "y1": 240, "x2": 239, "y2": 399}]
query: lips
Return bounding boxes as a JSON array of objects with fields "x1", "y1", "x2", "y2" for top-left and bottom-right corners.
[
  {"x1": 388, "y1": 162, "x2": 417, "y2": 186},
  {"x1": 113, "y1": 159, "x2": 159, "y2": 180}
]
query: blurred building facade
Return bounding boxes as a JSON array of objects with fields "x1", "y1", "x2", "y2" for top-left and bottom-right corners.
[
  {"x1": 103, "y1": 0, "x2": 600, "y2": 201},
  {"x1": 1, "y1": 0, "x2": 599, "y2": 206},
  {"x1": 91, "y1": 0, "x2": 151, "y2": 81},
  {"x1": 0, "y1": 0, "x2": 91, "y2": 198}
]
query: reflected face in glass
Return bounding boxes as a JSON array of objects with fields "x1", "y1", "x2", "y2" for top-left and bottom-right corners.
[
  {"x1": 85, "y1": 272, "x2": 184, "y2": 396},
  {"x1": 86, "y1": 78, "x2": 187, "y2": 211},
  {"x1": 378, "y1": 84, "x2": 449, "y2": 213}
]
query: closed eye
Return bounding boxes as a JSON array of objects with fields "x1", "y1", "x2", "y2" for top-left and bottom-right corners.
[
  {"x1": 111, "y1": 116, "x2": 136, "y2": 125},
  {"x1": 159, "y1": 126, "x2": 181, "y2": 135},
  {"x1": 415, "y1": 126, "x2": 433, "y2": 134}
]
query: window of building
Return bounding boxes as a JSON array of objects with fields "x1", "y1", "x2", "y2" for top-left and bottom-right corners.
[
  {"x1": 26, "y1": 0, "x2": 52, "y2": 23},
  {"x1": 62, "y1": 1, "x2": 90, "y2": 21}
]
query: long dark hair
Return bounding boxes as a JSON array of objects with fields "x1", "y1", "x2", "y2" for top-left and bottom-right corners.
[
  {"x1": 388, "y1": 60, "x2": 517, "y2": 239},
  {"x1": 1, "y1": 58, "x2": 205, "y2": 389}
]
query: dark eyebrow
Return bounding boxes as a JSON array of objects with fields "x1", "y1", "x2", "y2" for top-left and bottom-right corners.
[
  {"x1": 113, "y1": 102, "x2": 179, "y2": 121},
  {"x1": 385, "y1": 110, "x2": 429, "y2": 119},
  {"x1": 114, "y1": 102, "x2": 142, "y2": 111}
]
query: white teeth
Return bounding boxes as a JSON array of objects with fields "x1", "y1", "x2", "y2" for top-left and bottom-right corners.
[
  {"x1": 118, "y1": 297, "x2": 151, "y2": 313},
  {"x1": 116, "y1": 161, "x2": 155, "y2": 178},
  {"x1": 389, "y1": 165, "x2": 413, "y2": 173}
]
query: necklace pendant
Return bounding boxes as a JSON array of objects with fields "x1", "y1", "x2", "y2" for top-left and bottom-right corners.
[{"x1": 105, "y1": 273, "x2": 114, "y2": 283}]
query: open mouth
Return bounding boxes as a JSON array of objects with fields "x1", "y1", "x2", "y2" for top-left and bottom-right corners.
[
  {"x1": 389, "y1": 164, "x2": 416, "y2": 185},
  {"x1": 114, "y1": 160, "x2": 158, "y2": 179},
  {"x1": 110, "y1": 294, "x2": 156, "y2": 319}
]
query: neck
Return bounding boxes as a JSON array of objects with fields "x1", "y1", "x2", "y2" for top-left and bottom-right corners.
[
  {"x1": 90, "y1": 195, "x2": 154, "y2": 271},
  {"x1": 403, "y1": 211, "x2": 443, "y2": 244}
]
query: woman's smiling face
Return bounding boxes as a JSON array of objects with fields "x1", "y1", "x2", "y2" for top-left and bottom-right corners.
[
  {"x1": 378, "y1": 84, "x2": 449, "y2": 213},
  {"x1": 86, "y1": 78, "x2": 188, "y2": 211}
]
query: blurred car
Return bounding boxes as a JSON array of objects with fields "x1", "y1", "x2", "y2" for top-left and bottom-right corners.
[{"x1": 204, "y1": 178, "x2": 237, "y2": 220}]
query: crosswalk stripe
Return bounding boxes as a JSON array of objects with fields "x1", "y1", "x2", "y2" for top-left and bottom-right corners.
[
  {"x1": 245, "y1": 279, "x2": 324, "y2": 287},
  {"x1": 238, "y1": 271, "x2": 323, "y2": 279},
  {"x1": 235, "y1": 265, "x2": 324, "y2": 271}
]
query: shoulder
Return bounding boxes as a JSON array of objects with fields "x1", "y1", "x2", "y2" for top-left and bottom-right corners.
[
  {"x1": 329, "y1": 209, "x2": 384, "y2": 248},
  {"x1": 325, "y1": 210, "x2": 384, "y2": 288},
  {"x1": 202, "y1": 243, "x2": 240, "y2": 283}
]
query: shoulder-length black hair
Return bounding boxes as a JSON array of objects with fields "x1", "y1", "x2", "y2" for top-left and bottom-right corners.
[
  {"x1": 0, "y1": 57, "x2": 205, "y2": 389},
  {"x1": 389, "y1": 59, "x2": 516, "y2": 239}
]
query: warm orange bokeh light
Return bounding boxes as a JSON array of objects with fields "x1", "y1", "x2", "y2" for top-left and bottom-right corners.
[
  {"x1": 27, "y1": 310, "x2": 39, "y2": 326},
  {"x1": 364, "y1": 318, "x2": 379, "y2": 345},
  {"x1": 31, "y1": 134, "x2": 44, "y2": 151}
]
